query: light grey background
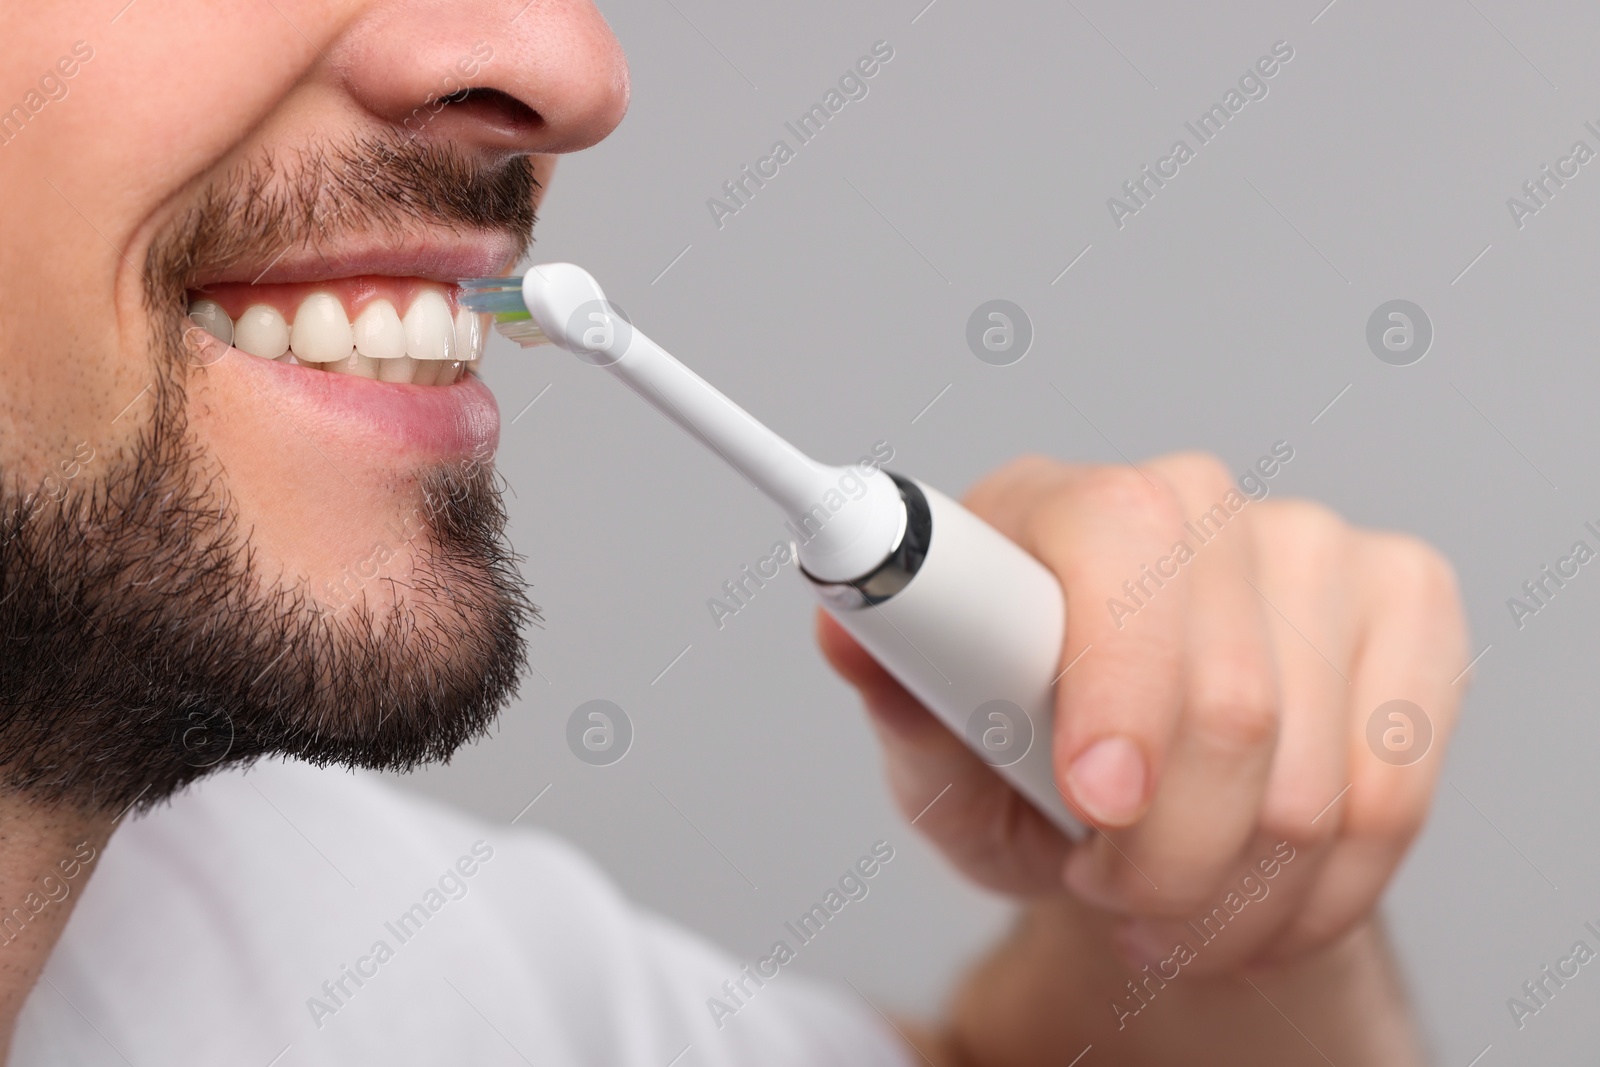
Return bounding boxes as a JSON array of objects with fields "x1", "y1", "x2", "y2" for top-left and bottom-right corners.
[{"x1": 388, "y1": 1, "x2": 1600, "y2": 1061}]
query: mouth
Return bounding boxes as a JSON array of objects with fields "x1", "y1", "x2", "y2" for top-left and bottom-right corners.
[
  {"x1": 187, "y1": 278, "x2": 484, "y2": 387},
  {"x1": 180, "y1": 236, "x2": 520, "y2": 456}
]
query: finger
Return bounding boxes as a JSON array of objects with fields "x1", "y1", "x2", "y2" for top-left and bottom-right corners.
[
  {"x1": 1099, "y1": 499, "x2": 1361, "y2": 957},
  {"x1": 1146, "y1": 499, "x2": 1356, "y2": 966},
  {"x1": 816, "y1": 611, "x2": 1071, "y2": 894},
  {"x1": 1262, "y1": 533, "x2": 1469, "y2": 961},
  {"x1": 966, "y1": 458, "x2": 1190, "y2": 831},
  {"x1": 1248, "y1": 500, "x2": 1359, "y2": 848},
  {"x1": 1113, "y1": 831, "x2": 1331, "y2": 975},
  {"x1": 1064, "y1": 455, "x2": 1281, "y2": 916}
]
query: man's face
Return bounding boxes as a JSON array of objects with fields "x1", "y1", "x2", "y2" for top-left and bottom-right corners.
[{"x1": 0, "y1": 1, "x2": 628, "y2": 810}]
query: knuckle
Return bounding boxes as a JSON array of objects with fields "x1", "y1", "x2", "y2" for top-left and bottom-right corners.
[
  {"x1": 963, "y1": 453, "x2": 1065, "y2": 521},
  {"x1": 1047, "y1": 465, "x2": 1182, "y2": 538},
  {"x1": 1257, "y1": 498, "x2": 1349, "y2": 558},
  {"x1": 1279, "y1": 912, "x2": 1349, "y2": 958},
  {"x1": 978, "y1": 453, "x2": 1064, "y2": 497},
  {"x1": 1364, "y1": 533, "x2": 1473, "y2": 683},
  {"x1": 1157, "y1": 451, "x2": 1237, "y2": 501},
  {"x1": 1253, "y1": 499, "x2": 1353, "y2": 585},
  {"x1": 1373, "y1": 533, "x2": 1462, "y2": 610},
  {"x1": 1002, "y1": 452, "x2": 1066, "y2": 480},
  {"x1": 1258, "y1": 793, "x2": 1341, "y2": 847},
  {"x1": 1345, "y1": 784, "x2": 1429, "y2": 844},
  {"x1": 1188, "y1": 667, "x2": 1280, "y2": 755}
]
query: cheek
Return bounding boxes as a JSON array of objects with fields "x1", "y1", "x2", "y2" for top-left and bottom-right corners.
[{"x1": 0, "y1": 257, "x2": 147, "y2": 489}]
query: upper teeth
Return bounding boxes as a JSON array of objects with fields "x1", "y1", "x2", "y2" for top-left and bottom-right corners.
[
  {"x1": 403, "y1": 290, "x2": 457, "y2": 362},
  {"x1": 187, "y1": 288, "x2": 485, "y2": 386},
  {"x1": 288, "y1": 292, "x2": 354, "y2": 363},
  {"x1": 352, "y1": 301, "x2": 405, "y2": 361}
]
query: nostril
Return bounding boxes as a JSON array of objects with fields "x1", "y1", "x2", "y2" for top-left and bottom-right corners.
[{"x1": 438, "y1": 87, "x2": 544, "y2": 132}]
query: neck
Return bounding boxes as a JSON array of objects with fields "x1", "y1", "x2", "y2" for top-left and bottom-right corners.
[{"x1": 0, "y1": 793, "x2": 113, "y2": 1061}]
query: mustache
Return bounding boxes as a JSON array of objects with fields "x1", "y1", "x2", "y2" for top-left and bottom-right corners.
[{"x1": 143, "y1": 135, "x2": 540, "y2": 308}]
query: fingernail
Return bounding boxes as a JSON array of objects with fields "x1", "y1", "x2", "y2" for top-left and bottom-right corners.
[{"x1": 1066, "y1": 736, "x2": 1147, "y2": 825}]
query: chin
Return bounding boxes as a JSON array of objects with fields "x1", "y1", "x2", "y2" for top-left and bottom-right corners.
[{"x1": 0, "y1": 359, "x2": 537, "y2": 815}]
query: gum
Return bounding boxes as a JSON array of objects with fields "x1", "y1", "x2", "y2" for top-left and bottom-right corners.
[{"x1": 188, "y1": 276, "x2": 460, "y2": 322}]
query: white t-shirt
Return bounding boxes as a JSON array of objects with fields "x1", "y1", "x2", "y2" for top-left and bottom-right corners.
[{"x1": 9, "y1": 760, "x2": 912, "y2": 1066}]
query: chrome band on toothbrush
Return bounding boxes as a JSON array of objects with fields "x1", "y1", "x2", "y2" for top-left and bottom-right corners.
[{"x1": 803, "y1": 473, "x2": 930, "y2": 610}]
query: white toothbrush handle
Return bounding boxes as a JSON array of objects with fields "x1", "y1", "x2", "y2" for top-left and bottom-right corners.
[
  {"x1": 812, "y1": 478, "x2": 1085, "y2": 839},
  {"x1": 512, "y1": 265, "x2": 1080, "y2": 832}
]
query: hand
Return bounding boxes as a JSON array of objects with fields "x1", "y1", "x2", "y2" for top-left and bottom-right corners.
[{"x1": 818, "y1": 453, "x2": 1469, "y2": 972}]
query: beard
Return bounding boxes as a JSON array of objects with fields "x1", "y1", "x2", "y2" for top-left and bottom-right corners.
[{"x1": 0, "y1": 138, "x2": 540, "y2": 814}]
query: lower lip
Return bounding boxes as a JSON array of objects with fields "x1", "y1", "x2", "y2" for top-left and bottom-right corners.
[{"x1": 220, "y1": 347, "x2": 499, "y2": 458}]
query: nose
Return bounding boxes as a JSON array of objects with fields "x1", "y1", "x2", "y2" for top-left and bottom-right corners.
[{"x1": 328, "y1": 0, "x2": 630, "y2": 156}]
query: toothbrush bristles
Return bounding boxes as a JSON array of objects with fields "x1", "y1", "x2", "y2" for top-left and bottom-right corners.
[
  {"x1": 458, "y1": 275, "x2": 547, "y2": 345},
  {"x1": 457, "y1": 275, "x2": 528, "y2": 315},
  {"x1": 492, "y1": 316, "x2": 551, "y2": 348},
  {"x1": 457, "y1": 289, "x2": 530, "y2": 314},
  {"x1": 458, "y1": 274, "x2": 547, "y2": 345}
]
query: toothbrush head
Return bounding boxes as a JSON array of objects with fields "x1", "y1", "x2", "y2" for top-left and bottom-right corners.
[
  {"x1": 458, "y1": 264, "x2": 622, "y2": 356},
  {"x1": 456, "y1": 276, "x2": 549, "y2": 348}
]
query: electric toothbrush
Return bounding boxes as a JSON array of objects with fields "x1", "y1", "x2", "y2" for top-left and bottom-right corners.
[{"x1": 460, "y1": 264, "x2": 1084, "y2": 839}]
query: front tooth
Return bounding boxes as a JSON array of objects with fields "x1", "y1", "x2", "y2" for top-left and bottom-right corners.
[
  {"x1": 404, "y1": 290, "x2": 456, "y2": 361},
  {"x1": 188, "y1": 299, "x2": 234, "y2": 346},
  {"x1": 234, "y1": 304, "x2": 290, "y2": 359},
  {"x1": 290, "y1": 292, "x2": 355, "y2": 363},
  {"x1": 354, "y1": 300, "x2": 407, "y2": 360},
  {"x1": 453, "y1": 307, "x2": 485, "y2": 362}
]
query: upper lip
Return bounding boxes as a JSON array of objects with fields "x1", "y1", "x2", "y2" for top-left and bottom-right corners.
[{"x1": 189, "y1": 226, "x2": 523, "y2": 289}]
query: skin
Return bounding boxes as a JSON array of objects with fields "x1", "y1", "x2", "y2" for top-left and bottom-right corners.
[
  {"x1": 821, "y1": 455, "x2": 1468, "y2": 1062},
  {"x1": 0, "y1": 2, "x2": 1468, "y2": 1063}
]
